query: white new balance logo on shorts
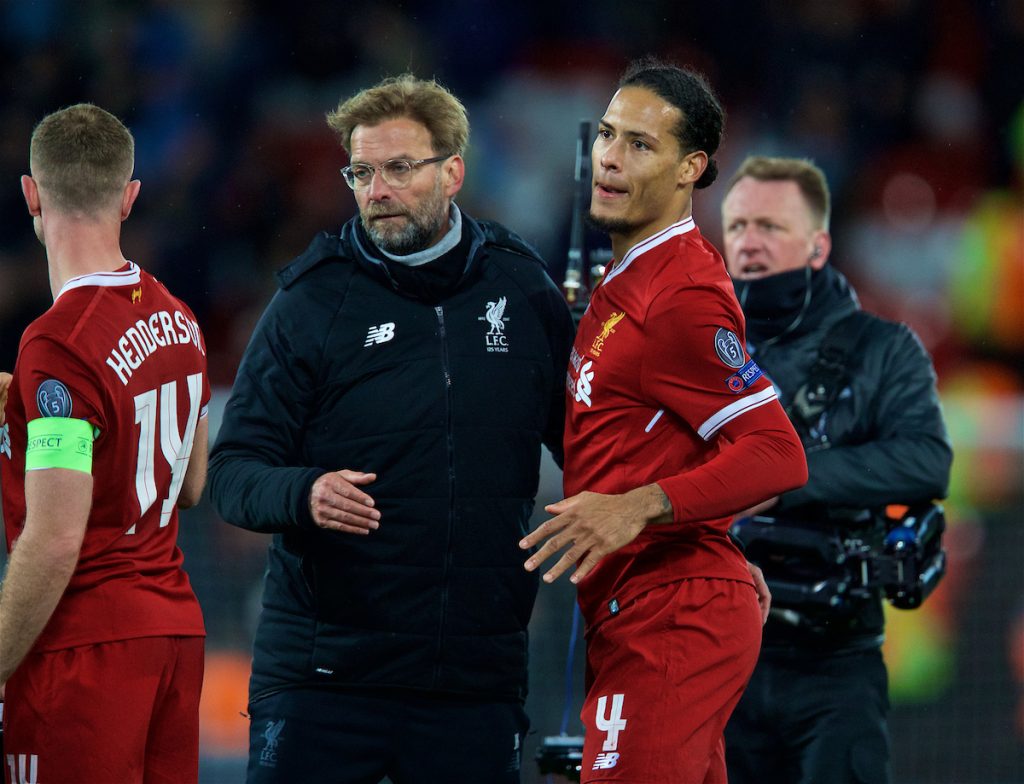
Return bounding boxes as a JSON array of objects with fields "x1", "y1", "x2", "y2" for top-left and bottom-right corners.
[
  {"x1": 593, "y1": 752, "x2": 620, "y2": 770},
  {"x1": 364, "y1": 323, "x2": 395, "y2": 346},
  {"x1": 592, "y1": 694, "x2": 626, "y2": 770}
]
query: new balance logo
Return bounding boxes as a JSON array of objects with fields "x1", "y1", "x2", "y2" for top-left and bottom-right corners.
[
  {"x1": 593, "y1": 752, "x2": 620, "y2": 770},
  {"x1": 1, "y1": 424, "x2": 10, "y2": 459},
  {"x1": 6, "y1": 753, "x2": 39, "y2": 784},
  {"x1": 364, "y1": 323, "x2": 396, "y2": 347},
  {"x1": 595, "y1": 693, "x2": 627, "y2": 751}
]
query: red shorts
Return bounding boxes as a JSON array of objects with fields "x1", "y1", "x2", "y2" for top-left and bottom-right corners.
[
  {"x1": 580, "y1": 578, "x2": 761, "y2": 784},
  {"x1": 3, "y1": 636, "x2": 204, "y2": 784}
]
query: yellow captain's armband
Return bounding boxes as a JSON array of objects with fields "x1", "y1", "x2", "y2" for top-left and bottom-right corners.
[{"x1": 25, "y1": 417, "x2": 95, "y2": 474}]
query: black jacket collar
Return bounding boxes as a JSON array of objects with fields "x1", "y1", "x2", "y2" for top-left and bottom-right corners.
[{"x1": 740, "y1": 264, "x2": 860, "y2": 346}]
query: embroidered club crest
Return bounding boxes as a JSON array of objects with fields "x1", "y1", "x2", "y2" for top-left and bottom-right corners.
[
  {"x1": 478, "y1": 296, "x2": 510, "y2": 352},
  {"x1": 591, "y1": 311, "x2": 625, "y2": 357}
]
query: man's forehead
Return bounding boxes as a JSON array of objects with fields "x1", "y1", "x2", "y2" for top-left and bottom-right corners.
[
  {"x1": 602, "y1": 86, "x2": 681, "y2": 136},
  {"x1": 724, "y1": 178, "x2": 809, "y2": 217},
  {"x1": 351, "y1": 117, "x2": 432, "y2": 155}
]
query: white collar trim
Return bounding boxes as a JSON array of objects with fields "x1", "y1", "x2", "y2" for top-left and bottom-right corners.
[
  {"x1": 601, "y1": 217, "x2": 697, "y2": 286},
  {"x1": 55, "y1": 261, "x2": 141, "y2": 302}
]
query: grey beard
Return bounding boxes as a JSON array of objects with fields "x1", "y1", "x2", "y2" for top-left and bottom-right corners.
[{"x1": 366, "y1": 217, "x2": 441, "y2": 256}]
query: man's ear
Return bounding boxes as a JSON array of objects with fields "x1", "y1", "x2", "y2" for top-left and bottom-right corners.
[
  {"x1": 677, "y1": 150, "x2": 708, "y2": 188},
  {"x1": 21, "y1": 175, "x2": 41, "y2": 216},
  {"x1": 809, "y1": 230, "x2": 832, "y2": 270},
  {"x1": 121, "y1": 179, "x2": 141, "y2": 221},
  {"x1": 443, "y1": 155, "x2": 465, "y2": 199}
]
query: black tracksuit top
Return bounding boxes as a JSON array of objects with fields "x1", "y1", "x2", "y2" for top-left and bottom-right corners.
[{"x1": 208, "y1": 212, "x2": 576, "y2": 703}]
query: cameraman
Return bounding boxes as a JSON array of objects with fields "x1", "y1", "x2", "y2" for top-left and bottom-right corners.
[{"x1": 720, "y1": 156, "x2": 952, "y2": 784}]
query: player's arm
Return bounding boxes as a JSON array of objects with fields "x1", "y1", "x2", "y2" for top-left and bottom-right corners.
[
  {"x1": 657, "y1": 402, "x2": 806, "y2": 523},
  {"x1": 177, "y1": 414, "x2": 209, "y2": 509},
  {"x1": 0, "y1": 371, "x2": 12, "y2": 426},
  {"x1": 522, "y1": 288, "x2": 807, "y2": 583},
  {"x1": 0, "y1": 430, "x2": 93, "y2": 684},
  {"x1": 522, "y1": 406, "x2": 806, "y2": 584}
]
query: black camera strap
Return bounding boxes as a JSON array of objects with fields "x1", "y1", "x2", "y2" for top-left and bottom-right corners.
[{"x1": 788, "y1": 311, "x2": 876, "y2": 440}]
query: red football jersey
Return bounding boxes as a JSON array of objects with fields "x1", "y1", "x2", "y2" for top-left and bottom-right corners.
[
  {"x1": 1, "y1": 262, "x2": 208, "y2": 650},
  {"x1": 564, "y1": 218, "x2": 783, "y2": 624}
]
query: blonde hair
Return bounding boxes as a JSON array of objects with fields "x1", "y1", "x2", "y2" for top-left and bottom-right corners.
[
  {"x1": 726, "y1": 156, "x2": 831, "y2": 230},
  {"x1": 326, "y1": 74, "x2": 469, "y2": 157},
  {"x1": 30, "y1": 103, "x2": 134, "y2": 215}
]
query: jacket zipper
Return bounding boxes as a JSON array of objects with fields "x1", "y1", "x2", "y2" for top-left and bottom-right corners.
[{"x1": 433, "y1": 305, "x2": 456, "y2": 686}]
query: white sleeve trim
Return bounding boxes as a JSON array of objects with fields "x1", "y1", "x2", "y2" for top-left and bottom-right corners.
[{"x1": 697, "y1": 387, "x2": 778, "y2": 440}]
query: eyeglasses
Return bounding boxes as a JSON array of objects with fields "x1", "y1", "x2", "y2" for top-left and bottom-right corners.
[{"x1": 340, "y1": 154, "x2": 452, "y2": 190}]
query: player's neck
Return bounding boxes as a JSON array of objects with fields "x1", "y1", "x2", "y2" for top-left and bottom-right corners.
[
  {"x1": 41, "y1": 215, "x2": 129, "y2": 299},
  {"x1": 609, "y1": 204, "x2": 694, "y2": 262}
]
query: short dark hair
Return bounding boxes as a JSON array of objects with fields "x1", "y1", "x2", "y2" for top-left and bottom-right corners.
[
  {"x1": 619, "y1": 57, "x2": 725, "y2": 189},
  {"x1": 30, "y1": 103, "x2": 135, "y2": 214},
  {"x1": 726, "y1": 156, "x2": 831, "y2": 230}
]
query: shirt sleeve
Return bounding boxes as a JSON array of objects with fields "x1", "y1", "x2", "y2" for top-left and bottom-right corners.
[
  {"x1": 182, "y1": 304, "x2": 212, "y2": 420},
  {"x1": 640, "y1": 282, "x2": 778, "y2": 440},
  {"x1": 640, "y1": 283, "x2": 807, "y2": 525},
  {"x1": 658, "y1": 403, "x2": 807, "y2": 525},
  {"x1": 17, "y1": 335, "x2": 106, "y2": 434}
]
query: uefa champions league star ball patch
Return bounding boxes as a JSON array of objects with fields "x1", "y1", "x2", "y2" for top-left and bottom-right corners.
[
  {"x1": 37, "y1": 379, "x2": 74, "y2": 417},
  {"x1": 714, "y1": 328, "x2": 745, "y2": 368}
]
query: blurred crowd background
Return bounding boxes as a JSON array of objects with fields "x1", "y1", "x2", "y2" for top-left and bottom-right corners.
[{"x1": 1, "y1": 1, "x2": 1021, "y2": 782}]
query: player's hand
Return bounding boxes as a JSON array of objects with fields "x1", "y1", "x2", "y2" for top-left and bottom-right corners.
[
  {"x1": 747, "y1": 561, "x2": 771, "y2": 624},
  {"x1": 520, "y1": 485, "x2": 670, "y2": 584},
  {"x1": 0, "y1": 371, "x2": 12, "y2": 427},
  {"x1": 309, "y1": 470, "x2": 380, "y2": 534}
]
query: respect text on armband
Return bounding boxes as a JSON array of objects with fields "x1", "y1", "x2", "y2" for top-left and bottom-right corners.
[{"x1": 25, "y1": 418, "x2": 95, "y2": 473}]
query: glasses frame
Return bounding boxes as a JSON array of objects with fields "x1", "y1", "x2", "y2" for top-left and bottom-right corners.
[{"x1": 340, "y1": 154, "x2": 452, "y2": 190}]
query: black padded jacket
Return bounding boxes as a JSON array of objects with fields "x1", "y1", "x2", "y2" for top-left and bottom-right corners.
[
  {"x1": 737, "y1": 265, "x2": 952, "y2": 653},
  {"x1": 208, "y1": 211, "x2": 575, "y2": 703}
]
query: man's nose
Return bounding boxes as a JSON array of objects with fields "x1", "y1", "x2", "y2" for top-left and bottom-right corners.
[
  {"x1": 366, "y1": 171, "x2": 393, "y2": 200},
  {"x1": 597, "y1": 139, "x2": 622, "y2": 171},
  {"x1": 734, "y1": 224, "x2": 762, "y2": 249}
]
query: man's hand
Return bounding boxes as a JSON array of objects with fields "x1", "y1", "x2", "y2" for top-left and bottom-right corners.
[
  {"x1": 0, "y1": 371, "x2": 12, "y2": 426},
  {"x1": 747, "y1": 561, "x2": 771, "y2": 624},
  {"x1": 309, "y1": 470, "x2": 380, "y2": 534},
  {"x1": 520, "y1": 484, "x2": 672, "y2": 584}
]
